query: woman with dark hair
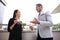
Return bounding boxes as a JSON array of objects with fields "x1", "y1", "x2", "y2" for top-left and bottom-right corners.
[{"x1": 8, "y1": 9, "x2": 26, "y2": 40}]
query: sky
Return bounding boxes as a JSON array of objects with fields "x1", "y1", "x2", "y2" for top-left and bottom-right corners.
[{"x1": 2, "y1": 0, "x2": 60, "y2": 24}]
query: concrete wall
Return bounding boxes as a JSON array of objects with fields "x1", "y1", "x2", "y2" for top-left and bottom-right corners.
[
  {"x1": 0, "y1": 31, "x2": 37, "y2": 40},
  {"x1": 0, "y1": 31, "x2": 60, "y2": 40},
  {"x1": 0, "y1": 31, "x2": 9, "y2": 40},
  {"x1": 53, "y1": 31, "x2": 60, "y2": 40}
]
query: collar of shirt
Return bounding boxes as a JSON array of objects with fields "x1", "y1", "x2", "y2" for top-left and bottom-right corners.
[{"x1": 39, "y1": 11, "x2": 44, "y2": 15}]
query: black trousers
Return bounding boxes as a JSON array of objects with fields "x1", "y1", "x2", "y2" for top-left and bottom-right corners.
[{"x1": 37, "y1": 33, "x2": 53, "y2": 40}]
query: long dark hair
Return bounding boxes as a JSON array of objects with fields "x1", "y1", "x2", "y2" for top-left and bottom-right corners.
[{"x1": 13, "y1": 9, "x2": 18, "y2": 19}]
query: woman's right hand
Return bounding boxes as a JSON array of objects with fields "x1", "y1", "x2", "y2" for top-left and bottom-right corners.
[{"x1": 14, "y1": 20, "x2": 18, "y2": 24}]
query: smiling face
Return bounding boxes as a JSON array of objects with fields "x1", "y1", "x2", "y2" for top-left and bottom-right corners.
[
  {"x1": 36, "y1": 4, "x2": 43, "y2": 13},
  {"x1": 15, "y1": 10, "x2": 21, "y2": 19},
  {"x1": 36, "y1": 6, "x2": 43, "y2": 12}
]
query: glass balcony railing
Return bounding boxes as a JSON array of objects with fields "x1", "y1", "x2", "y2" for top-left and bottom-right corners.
[
  {"x1": 1, "y1": 23, "x2": 60, "y2": 31},
  {"x1": 0, "y1": 24, "x2": 37, "y2": 31}
]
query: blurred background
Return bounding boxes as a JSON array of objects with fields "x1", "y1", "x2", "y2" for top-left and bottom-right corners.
[{"x1": 0, "y1": 0, "x2": 60, "y2": 40}]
